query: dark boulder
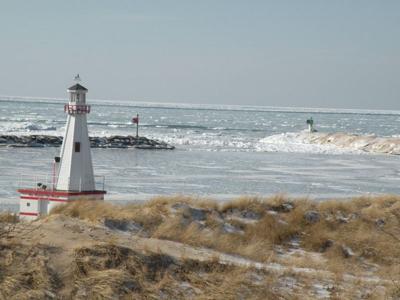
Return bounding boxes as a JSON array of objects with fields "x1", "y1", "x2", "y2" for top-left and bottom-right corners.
[{"x1": 304, "y1": 211, "x2": 320, "y2": 224}]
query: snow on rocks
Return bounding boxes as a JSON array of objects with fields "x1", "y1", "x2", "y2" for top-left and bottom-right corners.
[
  {"x1": 341, "y1": 245, "x2": 355, "y2": 258},
  {"x1": 104, "y1": 218, "x2": 145, "y2": 235},
  {"x1": 257, "y1": 131, "x2": 400, "y2": 155},
  {"x1": 223, "y1": 208, "x2": 262, "y2": 224},
  {"x1": 222, "y1": 222, "x2": 244, "y2": 235},
  {"x1": 171, "y1": 203, "x2": 208, "y2": 221}
]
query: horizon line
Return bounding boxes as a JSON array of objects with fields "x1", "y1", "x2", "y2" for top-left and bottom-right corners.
[{"x1": 0, "y1": 94, "x2": 399, "y2": 116}]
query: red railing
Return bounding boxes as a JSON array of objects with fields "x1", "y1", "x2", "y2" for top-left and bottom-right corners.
[{"x1": 64, "y1": 104, "x2": 91, "y2": 114}]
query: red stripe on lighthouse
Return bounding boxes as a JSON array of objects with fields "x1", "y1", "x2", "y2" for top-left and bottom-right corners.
[
  {"x1": 18, "y1": 189, "x2": 106, "y2": 197},
  {"x1": 19, "y1": 212, "x2": 39, "y2": 216},
  {"x1": 20, "y1": 196, "x2": 69, "y2": 202}
]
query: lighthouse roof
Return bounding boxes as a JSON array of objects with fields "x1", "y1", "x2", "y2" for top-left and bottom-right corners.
[{"x1": 68, "y1": 83, "x2": 88, "y2": 92}]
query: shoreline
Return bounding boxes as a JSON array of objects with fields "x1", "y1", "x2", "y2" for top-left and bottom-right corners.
[{"x1": 0, "y1": 192, "x2": 392, "y2": 213}]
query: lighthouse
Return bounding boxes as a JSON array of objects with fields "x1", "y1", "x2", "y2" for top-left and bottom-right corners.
[{"x1": 18, "y1": 76, "x2": 106, "y2": 220}]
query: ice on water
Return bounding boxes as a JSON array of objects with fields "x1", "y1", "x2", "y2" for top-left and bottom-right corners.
[{"x1": 1, "y1": 97, "x2": 400, "y2": 211}]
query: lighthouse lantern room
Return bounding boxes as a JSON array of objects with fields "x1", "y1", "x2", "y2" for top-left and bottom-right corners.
[{"x1": 18, "y1": 76, "x2": 106, "y2": 220}]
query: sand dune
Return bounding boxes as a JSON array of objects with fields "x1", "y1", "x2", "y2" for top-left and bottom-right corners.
[{"x1": 1, "y1": 195, "x2": 400, "y2": 298}]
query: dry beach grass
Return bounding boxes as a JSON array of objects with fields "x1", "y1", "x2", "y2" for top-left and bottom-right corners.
[{"x1": 1, "y1": 195, "x2": 400, "y2": 298}]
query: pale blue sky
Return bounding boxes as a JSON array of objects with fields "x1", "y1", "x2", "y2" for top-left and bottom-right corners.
[{"x1": 0, "y1": 1, "x2": 399, "y2": 109}]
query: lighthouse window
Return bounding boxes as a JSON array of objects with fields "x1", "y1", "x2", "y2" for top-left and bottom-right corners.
[
  {"x1": 27, "y1": 202, "x2": 30, "y2": 207},
  {"x1": 75, "y1": 142, "x2": 81, "y2": 152}
]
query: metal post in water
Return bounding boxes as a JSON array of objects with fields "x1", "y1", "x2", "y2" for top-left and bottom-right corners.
[
  {"x1": 131, "y1": 114, "x2": 140, "y2": 138},
  {"x1": 136, "y1": 114, "x2": 139, "y2": 138},
  {"x1": 306, "y1": 117, "x2": 316, "y2": 133}
]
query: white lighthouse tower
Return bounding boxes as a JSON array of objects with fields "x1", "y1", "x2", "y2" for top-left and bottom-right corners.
[
  {"x1": 57, "y1": 77, "x2": 95, "y2": 192},
  {"x1": 18, "y1": 76, "x2": 106, "y2": 220}
]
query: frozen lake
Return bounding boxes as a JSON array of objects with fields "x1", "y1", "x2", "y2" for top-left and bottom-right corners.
[
  {"x1": 1, "y1": 146, "x2": 400, "y2": 212},
  {"x1": 1, "y1": 98, "x2": 400, "y2": 211}
]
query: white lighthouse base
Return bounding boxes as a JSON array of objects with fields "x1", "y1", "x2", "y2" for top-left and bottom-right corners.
[{"x1": 18, "y1": 189, "x2": 106, "y2": 221}]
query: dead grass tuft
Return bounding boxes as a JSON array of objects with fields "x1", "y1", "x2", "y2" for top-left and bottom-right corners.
[
  {"x1": 0, "y1": 212, "x2": 18, "y2": 224},
  {"x1": 0, "y1": 243, "x2": 61, "y2": 299},
  {"x1": 69, "y1": 243, "x2": 278, "y2": 299}
]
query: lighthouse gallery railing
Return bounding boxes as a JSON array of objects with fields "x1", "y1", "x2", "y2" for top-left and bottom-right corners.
[{"x1": 18, "y1": 174, "x2": 105, "y2": 192}]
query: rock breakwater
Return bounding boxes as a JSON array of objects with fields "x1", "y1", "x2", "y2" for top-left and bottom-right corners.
[
  {"x1": 0, "y1": 135, "x2": 175, "y2": 150},
  {"x1": 304, "y1": 132, "x2": 400, "y2": 155}
]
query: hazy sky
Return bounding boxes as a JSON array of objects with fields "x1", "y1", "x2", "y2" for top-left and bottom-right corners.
[{"x1": 0, "y1": 1, "x2": 399, "y2": 109}]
